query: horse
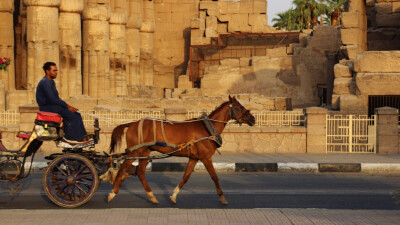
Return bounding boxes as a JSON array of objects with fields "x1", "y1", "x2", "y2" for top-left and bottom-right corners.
[{"x1": 106, "y1": 96, "x2": 255, "y2": 205}]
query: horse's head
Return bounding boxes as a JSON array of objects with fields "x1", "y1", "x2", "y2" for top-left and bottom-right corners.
[{"x1": 228, "y1": 96, "x2": 256, "y2": 126}]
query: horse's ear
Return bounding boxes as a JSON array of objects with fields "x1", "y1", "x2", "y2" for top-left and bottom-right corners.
[{"x1": 229, "y1": 95, "x2": 233, "y2": 103}]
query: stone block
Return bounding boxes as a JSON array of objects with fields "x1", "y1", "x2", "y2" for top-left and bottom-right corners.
[
  {"x1": 333, "y1": 78, "x2": 355, "y2": 95},
  {"x1": 220, "y1": 59, "x2": 240, "y2": 67},
  {"x1": 376, "y1": 13, "x2": 400, "y2": 27},
  {"x1": 341, "y1": 12, "x2": 360, "y2": 28},
  {"x1": 339, "y1": 94, "x2": 368, "y2": 114},
  {"x1": 227, "y1": 1, "x2": 240, "y2": 14},
  {"x1": 393, "y1": 2, "x2": 400, "y2": 13},
  {"x1": 375, "y1": 2, "x2": 392, "y2": 14},
  {"x1": 249, "y1": 14, "x2": 268, "y2": 33},
  {"x1": 218, "y1": 1, "x2": 228, "y2": 15},
  {"x1": 332, "y1": 94, "x2": 340, "y2": 109},
  {"x1": 355, "y1": 51, "x2": 400, "y2": 73},
  {"x1": 239, "y1": 1, "x2": 253, "y2": 14},
  {"x1": 356, "y1": 72, "x2": 400, "y2": 95},
  {"x1": 366, "y1": 0, "x2": 376, "y2": 7},
  {"x1": 217, "y1": 23, "x2": 228, "y2": 33},
  {"x1": 341, "y1": 28, "x2": 361, "y2": 45},
  {"x1": 190, "y1": 18, "x2": 205, "y2": 29},
  {"x1": 334, "y1": 64, "x2": 352, "y2": 78},
  {"x1": 199, "y1": 1, "x2": 217, "y2": 10},
  {"x1": 177, "y1": 75, "x2": 192, "y2": 89},
  {"x1": 340, "y1": 45, "x2": 359, "y2": 60},
  {"x1": 253, "y1": 0, "x2": 267, "y2": 14},
  {"x1": 240, "y1": 58, "x2": 251, "y2": 67}
]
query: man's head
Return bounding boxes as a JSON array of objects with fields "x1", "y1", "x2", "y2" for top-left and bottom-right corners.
[{"x1": 43, "y1": 62, "x2": 58, "y2": 80}]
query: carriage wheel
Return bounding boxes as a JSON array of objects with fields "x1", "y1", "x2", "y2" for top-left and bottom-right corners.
[{"x1": 43, "y1": 153, "x2": 99, "y2": 208}]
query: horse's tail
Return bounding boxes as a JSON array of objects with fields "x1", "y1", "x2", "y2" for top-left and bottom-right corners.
[{"x1": 109, "y1": 123, "x2": 132, "y2": 153}]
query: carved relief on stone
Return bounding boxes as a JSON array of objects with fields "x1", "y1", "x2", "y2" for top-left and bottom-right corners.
[
  {"x1": 59, "y1": 0, "x2": 84, "y2": 98},
  {"x1": 140, "y1": 0, "x2": 155, "y2": 86},
  {"x1": 126, "y1": 0, "x2": 142, "y2": 86},
  {"x1": 82, "y1": 0, "x2": 110, "y2": 98},
  {"x1": 110, "y1": 0, "x2": 128, "y2": 96}
]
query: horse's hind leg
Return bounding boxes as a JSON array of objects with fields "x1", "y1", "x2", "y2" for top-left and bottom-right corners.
[
  {"x1": 108, "y1": 147, "x2": 146, "y2": 202},
  {"x1": 136, "y1": 150, "x2": 159, "y2": 204},
  {"x1": 201, "y1": 158, "x2": 228, "y2": 205},
  {"x1": 170, "y1": 158, "x2": 198, "y2": 204}
]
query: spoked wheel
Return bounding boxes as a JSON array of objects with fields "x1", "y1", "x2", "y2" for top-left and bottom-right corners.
[{"x1": 43, "y1": 153, "x2": 99, "y2": 208}]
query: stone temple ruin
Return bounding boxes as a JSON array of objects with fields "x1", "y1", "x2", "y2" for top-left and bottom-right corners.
[
  {"x1": 0, "y1": 0, "x2": 399, "y2": 154},
  {"x1": 0, "y1": 0, "x2": 398, "y2": 116}
]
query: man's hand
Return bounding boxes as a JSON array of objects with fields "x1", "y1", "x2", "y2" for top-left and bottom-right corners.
[{"x1": 68, "y1": 105, "x2": 78, "y2": 112}]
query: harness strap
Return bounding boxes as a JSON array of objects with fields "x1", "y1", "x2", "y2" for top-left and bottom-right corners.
[
  {"x1": 200, "y1": 113, "x2": 223, "y2": 148},
  {"x1": 138, "y1": 119, "x2": 145, "y2": 144},
  {"x1": 161, "y1": 121, "x2": 168, "y2": 144}
]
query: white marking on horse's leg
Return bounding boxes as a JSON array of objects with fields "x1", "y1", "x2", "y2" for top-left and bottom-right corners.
[
  {"x1": 169, "y1": 186, "x2": 180, "y2": 204},
  {"x1": 146, "y1": 191, "x2": 159, "y2": 204},
  {"x1": 107, "y1": 191, "x2": 116, "y2": 203},
  {"x1": 219, "y1": 195, "x2": 229, "y2": 205}
]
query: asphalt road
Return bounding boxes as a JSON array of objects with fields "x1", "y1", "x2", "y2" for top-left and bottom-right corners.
[{"x1": 1, "y1": 172, "x2": 400, "y2": 210}]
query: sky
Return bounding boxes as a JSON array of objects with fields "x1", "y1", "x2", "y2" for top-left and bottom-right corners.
[{"x1": 268, "y1": 0, "x2": 293, "y2": 26}]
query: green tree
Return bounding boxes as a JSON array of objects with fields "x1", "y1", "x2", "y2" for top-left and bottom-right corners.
[{"x1": 272, "y1": 0, "x2": 348, "y2": 30}]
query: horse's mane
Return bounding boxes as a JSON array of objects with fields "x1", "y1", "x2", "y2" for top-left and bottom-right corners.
[
  {"x1": 185, "y1": 101, "x2": 230, "y2": 121},
  {"x1": 209, "y1": 101, "x2": 229, "y2": 118}
]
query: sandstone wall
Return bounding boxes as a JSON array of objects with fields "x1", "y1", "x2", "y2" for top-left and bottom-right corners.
[
  {"x1": 366, "y1": 0, "x2": 400, "y2": 50},
  {"x1": 191, "y1": 26, "x2": 341, "y2": 108}
]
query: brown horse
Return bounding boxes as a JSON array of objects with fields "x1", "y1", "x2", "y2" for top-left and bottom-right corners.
[{"x1": 106, "y1": 96, "x2": 255, "y2": 204}]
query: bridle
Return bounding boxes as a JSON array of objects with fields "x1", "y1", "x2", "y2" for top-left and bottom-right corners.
[{"x1": 229, "y1": 104, "x2": 251, "y2": 125}]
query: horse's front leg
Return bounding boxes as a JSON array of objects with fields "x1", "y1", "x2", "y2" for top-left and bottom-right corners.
[
  {"x1": 170, "y1": 158, "x2": 198, "y2": 204},
  {"x1": 201, "y1": 157, "x2": 228, "y2": 205},
  {"x1": 136, "y1": 149, "x2": 159, "y2": 204}
]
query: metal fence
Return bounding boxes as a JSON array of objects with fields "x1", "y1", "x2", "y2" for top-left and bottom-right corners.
[
  {"x1": 0, "y1": 110, "x2": 20, "y2": 126},
  {"x1": 80, "y1": 110, "x2": 163, "y2": 128},
  {"x1": 326, "y1": 115, "x2": 376, "y2": 153},
  {"x1": 187, "y1": 110, "x2": 305, "y2": 127},
  {"x1": 0, "y1": 109, "x2": 306, "y2": 129}
]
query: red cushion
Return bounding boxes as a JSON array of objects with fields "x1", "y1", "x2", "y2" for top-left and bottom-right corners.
[
  {"x1": 36, "y1": 111, "x2": 62, "y2": 123},
  {"x1": 17, "y1": 134, "x2": 30, "y2": 139}
]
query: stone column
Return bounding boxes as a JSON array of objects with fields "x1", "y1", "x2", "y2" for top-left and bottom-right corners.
[
  {"x1": 375, "y1": 107, "x2": 399, "y2": 154},
  {"x1": 305, "y1": 107, "x2": 328, "y2": 153},
  {"x1": 82, "y1": 0, "x2": 110, "y2": 98},
  {"x1": 59, "y1": 0, "x2": 84, "y2": 98},
  {"x1": 126, "y1": 0, "x2": 141, "y2": 86},
  {"x1": 0, "y1": 0, "x2": 15, "y2": 91},
  {"x1": 15, "y1": 0, "x2": 28, "y2": 90},
  {"x1": 140, "y1": 0, "x2": 155, "y2": 86},
  {"x1": 110, "y1": 0, "x2": 128, "y2": 96},
  {"x1": 164, "y1": 107, "x2": 187, "y2": 121},
  {"x1": 24, "y1": 0, "x2": 61, "y2": 103}
]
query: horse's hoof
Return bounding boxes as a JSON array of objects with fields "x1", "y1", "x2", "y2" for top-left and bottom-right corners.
[
  {"x1": 147, "y1": 192, "x2": 159, "y2": 204},
  {"x1": 169, "y1": 196, "x2": 177, "y2": 204},
  {"x1": 107, "y1": 192, "x2": 116, "y2": 203},
  {"x1": 220, "y1": 196, "x2": 229, "y2": 205},
  {"x1": 149, "y1": 198, "x2": 159, "y2": 204}
]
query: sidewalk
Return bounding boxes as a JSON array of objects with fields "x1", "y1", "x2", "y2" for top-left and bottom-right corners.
[
  {"x1": 29, "y1": 152, "x2": 400, "y2": 173},
  {"x1": 0, "y1": 208, "x2": 399, "y2": 225}
]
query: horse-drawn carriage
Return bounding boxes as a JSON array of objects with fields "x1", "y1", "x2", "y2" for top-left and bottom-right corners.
[{"x1": 0, "y1": 96, "x2": 255, "y2": 208}]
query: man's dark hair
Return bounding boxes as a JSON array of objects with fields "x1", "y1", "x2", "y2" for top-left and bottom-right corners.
[{"x1": 43, "y1": 62, "x2": 56, "y2": 73}]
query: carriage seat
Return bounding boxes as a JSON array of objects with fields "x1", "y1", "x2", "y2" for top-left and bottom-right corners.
[
  {"x1": 17, "y1": 132, "x2": 30, "y2": 139},
  {"x1": 36, "y1": 111, "x2": 63, "y2": 124}
]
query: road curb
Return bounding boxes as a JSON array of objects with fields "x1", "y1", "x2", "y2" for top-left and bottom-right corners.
[{"x1": 27, "y1": 161, "x2": 400, "y2": 173}]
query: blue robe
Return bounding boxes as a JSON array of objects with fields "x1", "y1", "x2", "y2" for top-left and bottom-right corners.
[{"x1": 36, "y1": 77, "x2": 86, "y2": 141}]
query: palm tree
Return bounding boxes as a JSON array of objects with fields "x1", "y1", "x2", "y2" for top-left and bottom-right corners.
[
  {"x1": 326, "y1": 0, "x2": 348, "y2": 26},
  {"x1": 272, "y1": 0, "x2": 348, "y2": 30}
]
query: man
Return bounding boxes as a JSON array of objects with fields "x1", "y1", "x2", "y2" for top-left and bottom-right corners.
[{"x1": 36, "y1": 62, "x2": 87, "y2": 142}]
